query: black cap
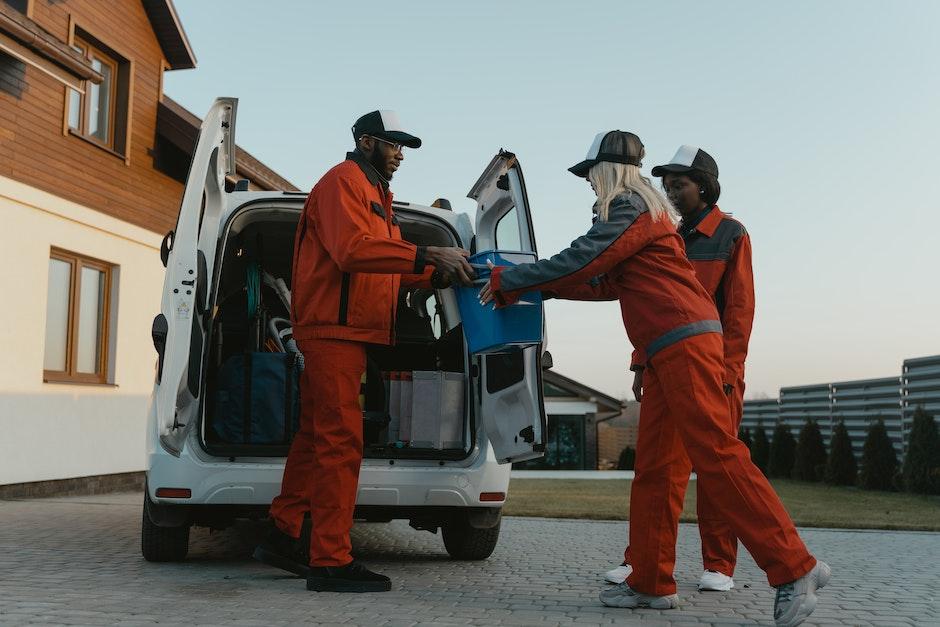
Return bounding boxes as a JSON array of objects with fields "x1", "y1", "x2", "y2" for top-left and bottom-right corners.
[
  {"x1": 351, "y1": 110, "x2": 422, "y2": 149},
  {"x1": 651, "y1": 145, "x2": 718, "y2": 179},
  {"x1": 568, "y1": 130, "x2": 645, "y2": 178}
]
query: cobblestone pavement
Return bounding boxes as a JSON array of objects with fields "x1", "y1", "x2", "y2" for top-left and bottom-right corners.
[{"x1": 1, "y1": 492, "x2": 937, "y2": 626}]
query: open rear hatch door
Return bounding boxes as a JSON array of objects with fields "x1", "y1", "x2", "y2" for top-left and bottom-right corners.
[
  {"x1": 467, "y1": 150, "x2": 546, "y2": 463},
  {"x1": 152, "y1": 97, "x2": 236, "y2": 455}
]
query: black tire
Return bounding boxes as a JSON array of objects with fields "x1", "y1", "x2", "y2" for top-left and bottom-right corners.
[
  {"x1": 441, "y1": 514, "x2": 501, "y2": 560},
  {"x1": 141, "y1": 494, "x2": 190, "y2": 562}
]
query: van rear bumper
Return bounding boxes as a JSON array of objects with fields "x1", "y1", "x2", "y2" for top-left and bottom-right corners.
[{"x1": 146, "y1": 439, "x2": 510, "y2": 515}]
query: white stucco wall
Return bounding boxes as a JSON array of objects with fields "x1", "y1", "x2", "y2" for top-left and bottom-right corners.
[{"x1": 0, "y1": 175, "x2": 165, "y2": 485}]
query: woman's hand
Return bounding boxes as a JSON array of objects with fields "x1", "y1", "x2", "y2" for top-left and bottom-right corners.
[
  {"x1": 632, "y1": 367, "x2": 644, "y2": 402},
  {"x1": 478, "y1": 260, "x2": 497, "y2": 305}
]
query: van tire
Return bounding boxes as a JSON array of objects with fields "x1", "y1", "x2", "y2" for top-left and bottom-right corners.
[
  {"x1": 442, "y1": 515, "x2": 500, "y2": 560},
  {"x1": 141, "y1": 495, "x2": 190, "y2": 562}
]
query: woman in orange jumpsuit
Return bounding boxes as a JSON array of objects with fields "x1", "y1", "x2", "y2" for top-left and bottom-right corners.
[
  {"x1": 480, "y1": 131, "x2": 829, "y2": 627},
  {"x1": 607, "y1": 146, "x2": 754, "y2": 593}
]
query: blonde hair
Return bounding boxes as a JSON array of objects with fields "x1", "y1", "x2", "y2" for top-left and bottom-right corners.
[{"x1": 588, "y1": 162, "x2": 677, "y2": 223}]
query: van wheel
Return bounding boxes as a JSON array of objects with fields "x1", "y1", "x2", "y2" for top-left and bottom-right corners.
[
  {"x1": 442, "y1": 515, "x2": 501, "y2": 560},
  {"x1": 141, "y1": 495, "x2": 190, "y2": 562}
]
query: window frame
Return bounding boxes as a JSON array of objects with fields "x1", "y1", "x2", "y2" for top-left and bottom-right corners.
[
  {"x1": 43, "y1": 248, "x2": 115, "y2": 385},
  {"x1": 67, "y1": 37, "x2": 119, "y2": 150},
  {"x1": 62, "y1": 21, "x2": 134, "y2": 163}
]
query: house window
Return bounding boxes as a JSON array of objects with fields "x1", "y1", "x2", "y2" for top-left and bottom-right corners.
[
  {"x1": 43, "y1": 249, "x2": 116, "y2": 384},
  {"x1": 66, "y1": 31, "x2": 130, "y2": 156},
  {"x1": 3, "y1": 0, "x2": 29, "y2": 14}
]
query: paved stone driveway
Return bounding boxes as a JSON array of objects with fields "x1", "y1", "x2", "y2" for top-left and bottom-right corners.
[{"x1": 0, "y1": 492, "x2": 937, "y2": 626}]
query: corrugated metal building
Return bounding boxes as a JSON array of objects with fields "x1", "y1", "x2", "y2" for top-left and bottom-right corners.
[
  {"x1": 779, "y1": 384, "x2": 832, "y2": 443},
  {"x1": 901, "y1": 355, "x2": 940, "y2": 456},
  {"x1": 830, "y1": 377, "x2": 903, "y2": 455}
]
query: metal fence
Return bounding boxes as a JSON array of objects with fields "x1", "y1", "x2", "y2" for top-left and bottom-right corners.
[
  {"x1": 740, "y1": 398, "x2": 779, "y2": 437},
  {"x1": 742, "y1": 354, "x2": 939, "y2": 459},
  {"x1": 902, "y1": 355, "x2": 940, "y2": 457},
  {"x1": 830, "y1": 377, "x2": 902, "y2": 455}
]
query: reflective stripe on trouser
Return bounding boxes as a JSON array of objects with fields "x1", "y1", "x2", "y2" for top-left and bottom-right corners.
[
  {"x1": 696, "y1": 376, "x2": 745, "y2": 576},
  {"x1": 269, "y1": 338, "x2": 366, "y2": 567},
  {"x1": 625, "y1": 333, "x2": 815, "y2": 596}
]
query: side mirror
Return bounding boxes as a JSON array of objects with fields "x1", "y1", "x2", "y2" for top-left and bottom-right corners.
[
  {"x1": 541, "y1": 350, "x2": 553, "y2": 371},
  {"x1": 160, "y1": 230, "x2": 175, "y2": 268}
]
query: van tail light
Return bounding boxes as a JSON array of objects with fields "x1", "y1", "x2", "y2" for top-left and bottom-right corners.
[
  {"x1": 479, "y1": 492, "x2": 505, "y2": 502},
  {"x1": 155, "y1": 488, "x2": 192, "y2": 498}
]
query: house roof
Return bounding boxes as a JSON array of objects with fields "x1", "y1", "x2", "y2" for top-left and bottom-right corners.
[
  {"x1": 158, "y1": 96, "x2": 299, "y2": 191},
  {"x1": 141, "y1": 0, "x2": 196, "y2": 70},
  {"x1": 0, "y1": 3, "x2": 103, "y2": 85},
  {"x1": 543, "y1": 369, "x2": 624, "y2": 420}
]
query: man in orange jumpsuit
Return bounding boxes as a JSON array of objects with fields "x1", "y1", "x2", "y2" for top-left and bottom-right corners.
[
  {"x1": 254, "y1": 110, "x2": 474, "y2": 592},
  {"x1": 605, "y1": 146, "x2": 755, "y2": 593}
]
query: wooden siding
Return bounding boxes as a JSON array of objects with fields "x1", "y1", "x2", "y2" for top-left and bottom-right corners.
[{"x1": 0, "y1": 0, "x2": 182, "y2": 235}]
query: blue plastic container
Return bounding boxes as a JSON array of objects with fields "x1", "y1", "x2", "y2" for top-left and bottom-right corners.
[{"x1": 455, "y1": 250, "x2": 543, "y2": 354}]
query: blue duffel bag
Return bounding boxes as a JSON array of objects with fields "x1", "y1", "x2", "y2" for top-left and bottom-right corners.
[{"x1": 212, "y1": 352, "x2": 300, "y2": 444}]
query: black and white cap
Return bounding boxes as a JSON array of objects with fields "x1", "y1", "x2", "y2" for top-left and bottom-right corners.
[
  {"x1": 352, "y1": 110, "x2": 422, "y2": 149},
  {"x1": 568, "y1": 130, "x2": 644, "y2": 178},
  {"x1": 651, "y1": 145, "x2": 718, "y2": 179}
]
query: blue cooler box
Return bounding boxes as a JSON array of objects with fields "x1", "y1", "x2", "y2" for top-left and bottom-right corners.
[{"x1": 455, "y1": 250, "x2": 543, "y2": 354}]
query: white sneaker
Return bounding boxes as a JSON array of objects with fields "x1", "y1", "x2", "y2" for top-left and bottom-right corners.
[
  {"x1": 698, "y1": 569, "x2": 735, "y2": 591},
  {"x1": 603, "y1": 562, "x2": 632, "y2": 584},
  {"x1": 599, "y1": 582, "x2": 679, "y2": 609},
  {"x1": 773, "y1": 561, "x2": 832, "y2": 627}
]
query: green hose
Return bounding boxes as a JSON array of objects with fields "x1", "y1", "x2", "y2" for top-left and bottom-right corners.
[{"x1": 246, "y1": 261, "x2": 261, "y2": 318}]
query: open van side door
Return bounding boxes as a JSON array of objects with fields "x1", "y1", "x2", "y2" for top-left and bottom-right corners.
[
  {"x1": 467, "y1": 150, "x2": 547, "y2": 464},
  {"x1": 153, "y1": 97, "x2": 236, "y2": 455}
]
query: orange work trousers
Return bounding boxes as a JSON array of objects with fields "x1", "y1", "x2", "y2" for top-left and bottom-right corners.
[
  {"x1": 625, "y1": 333, "x2": 814, "y2": 596},
  {"x1": 269, "y1": 338, "x2": 366, "y2": 567},
  {"x1": 623, "y1": 374, "x2": 745, "y2": 575},
  {"x1": 695, "y1": 375, "x2": 745, "y2": 576}
]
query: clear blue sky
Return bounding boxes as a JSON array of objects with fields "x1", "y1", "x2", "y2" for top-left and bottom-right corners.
[{"x1": 166, "y1": 1, "x2": 940, "y2": 400}]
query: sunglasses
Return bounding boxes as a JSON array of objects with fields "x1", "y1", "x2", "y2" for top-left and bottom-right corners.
[{"x1": 363, "y1": 135, "x2": 404, "y2": 153}]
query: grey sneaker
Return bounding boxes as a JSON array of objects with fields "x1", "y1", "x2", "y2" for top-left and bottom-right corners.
[
  {"x1": 599, "y1": 582, "x2": 678, "y2": 609},
  {"x1": 773, "y1": 561, "x2": 831, "y2": 627}
]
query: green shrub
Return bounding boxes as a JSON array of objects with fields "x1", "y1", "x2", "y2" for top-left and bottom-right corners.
[
  {"x1": 752, "y1": 421, "x2": 770, "y2": 475},
  {"x1": 825, "y1": 420, "x2": 857, "y2": 486},
  {"x1": 902, "y1": 407, "x2": 940, "y2": 495},
  {"x1": 859, "y1": 418, "x2": 898, "y2": 491},
  {"x1": 738, "y1": 425, "x2": 753, "y2": 451},
  {"x1": 617, "y1": 446, "x2": 636, "y2": 471},
  {"x1": 792, "y1": 418, "x2": 827, "y2": 482},
  {"x1": 768, "y1": 421, "x2": 797, "y2": 478}
]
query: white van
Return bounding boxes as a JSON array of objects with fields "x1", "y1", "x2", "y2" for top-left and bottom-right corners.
[{"x1": 143, "y1": 98, "x2": 547, "y2": 563}]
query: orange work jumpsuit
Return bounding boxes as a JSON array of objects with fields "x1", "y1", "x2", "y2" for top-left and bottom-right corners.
[
  {"x1": 627, "y1": 205, "x2": 755, "y2": 576},
  {"x1": 271, "y1": 152, "x2": 432, "y2": 567},
  {"x1": 491, "y1": 193, "x2": 812, "y2": 596}
]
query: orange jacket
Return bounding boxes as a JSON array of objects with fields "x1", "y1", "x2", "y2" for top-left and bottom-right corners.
[
  {"x1": 291, "y1": 152, "x2": 433, "y2": 345},
  {"x1": 490, "y1": 193, "x2": 721, "y2": 363},
  {"x1": 630, "y1": 206, "x2": 754, "y2": 384}
]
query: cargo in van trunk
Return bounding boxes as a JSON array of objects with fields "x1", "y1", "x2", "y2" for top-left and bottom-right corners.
[{"x1": 200, "y1": 205, "x2": 472, "y2": 461}]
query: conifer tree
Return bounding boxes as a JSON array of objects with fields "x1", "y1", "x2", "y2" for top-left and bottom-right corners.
[
  {"x1": 825, "y1": 420, "x2": 857, "y2": 486},
  {"x1": 768, "y1": 421, "x2": 797, "y2": 478},
  {"x1": 902, "y1": 407, "x2": 940, "y2": 495},
  {"x1": 752, "y1": 421, "x2": 770, "y2": 475},
  {"x1": 792, "y1": 418, "x2": 827, "y2": 482},
  {"x1": 859, "y1": 418, "x2": 898, "y2": 491}
]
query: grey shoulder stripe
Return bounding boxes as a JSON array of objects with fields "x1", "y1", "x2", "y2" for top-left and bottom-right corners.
[
  {"x1": 499, "y1": 194, "x2": 648, "y2": 293},
  {"x1": 685, "y1": 217, "x2": 745, "y2": 261}
]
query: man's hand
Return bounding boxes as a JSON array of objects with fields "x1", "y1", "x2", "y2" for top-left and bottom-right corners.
[
  {"x1": 632, "y1": 367, "x2": 644, "y2": 402},
  {"x1": 425, "y1": 246, "x2": 475, "y2": 286},
  {"x1": 479, "y1": 260, "x2": 497, "y2": 305}
]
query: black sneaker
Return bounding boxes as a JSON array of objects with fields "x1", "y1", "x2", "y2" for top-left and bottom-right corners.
[
  {"x1": 306, "y1": 560, "x2": 391, "y2": 593},
  {"x1": 252, "y1": 526, "x2": 310, "y2": 577}
]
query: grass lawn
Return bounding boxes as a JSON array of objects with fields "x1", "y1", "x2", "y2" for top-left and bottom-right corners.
[{"x1": 504, "y1": 478, "x2": 940, "y2": 531}]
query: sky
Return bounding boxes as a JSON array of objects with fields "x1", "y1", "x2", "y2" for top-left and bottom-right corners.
[{"x1": 165, "y1": 0, "x2": 940, "y2": 401}]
